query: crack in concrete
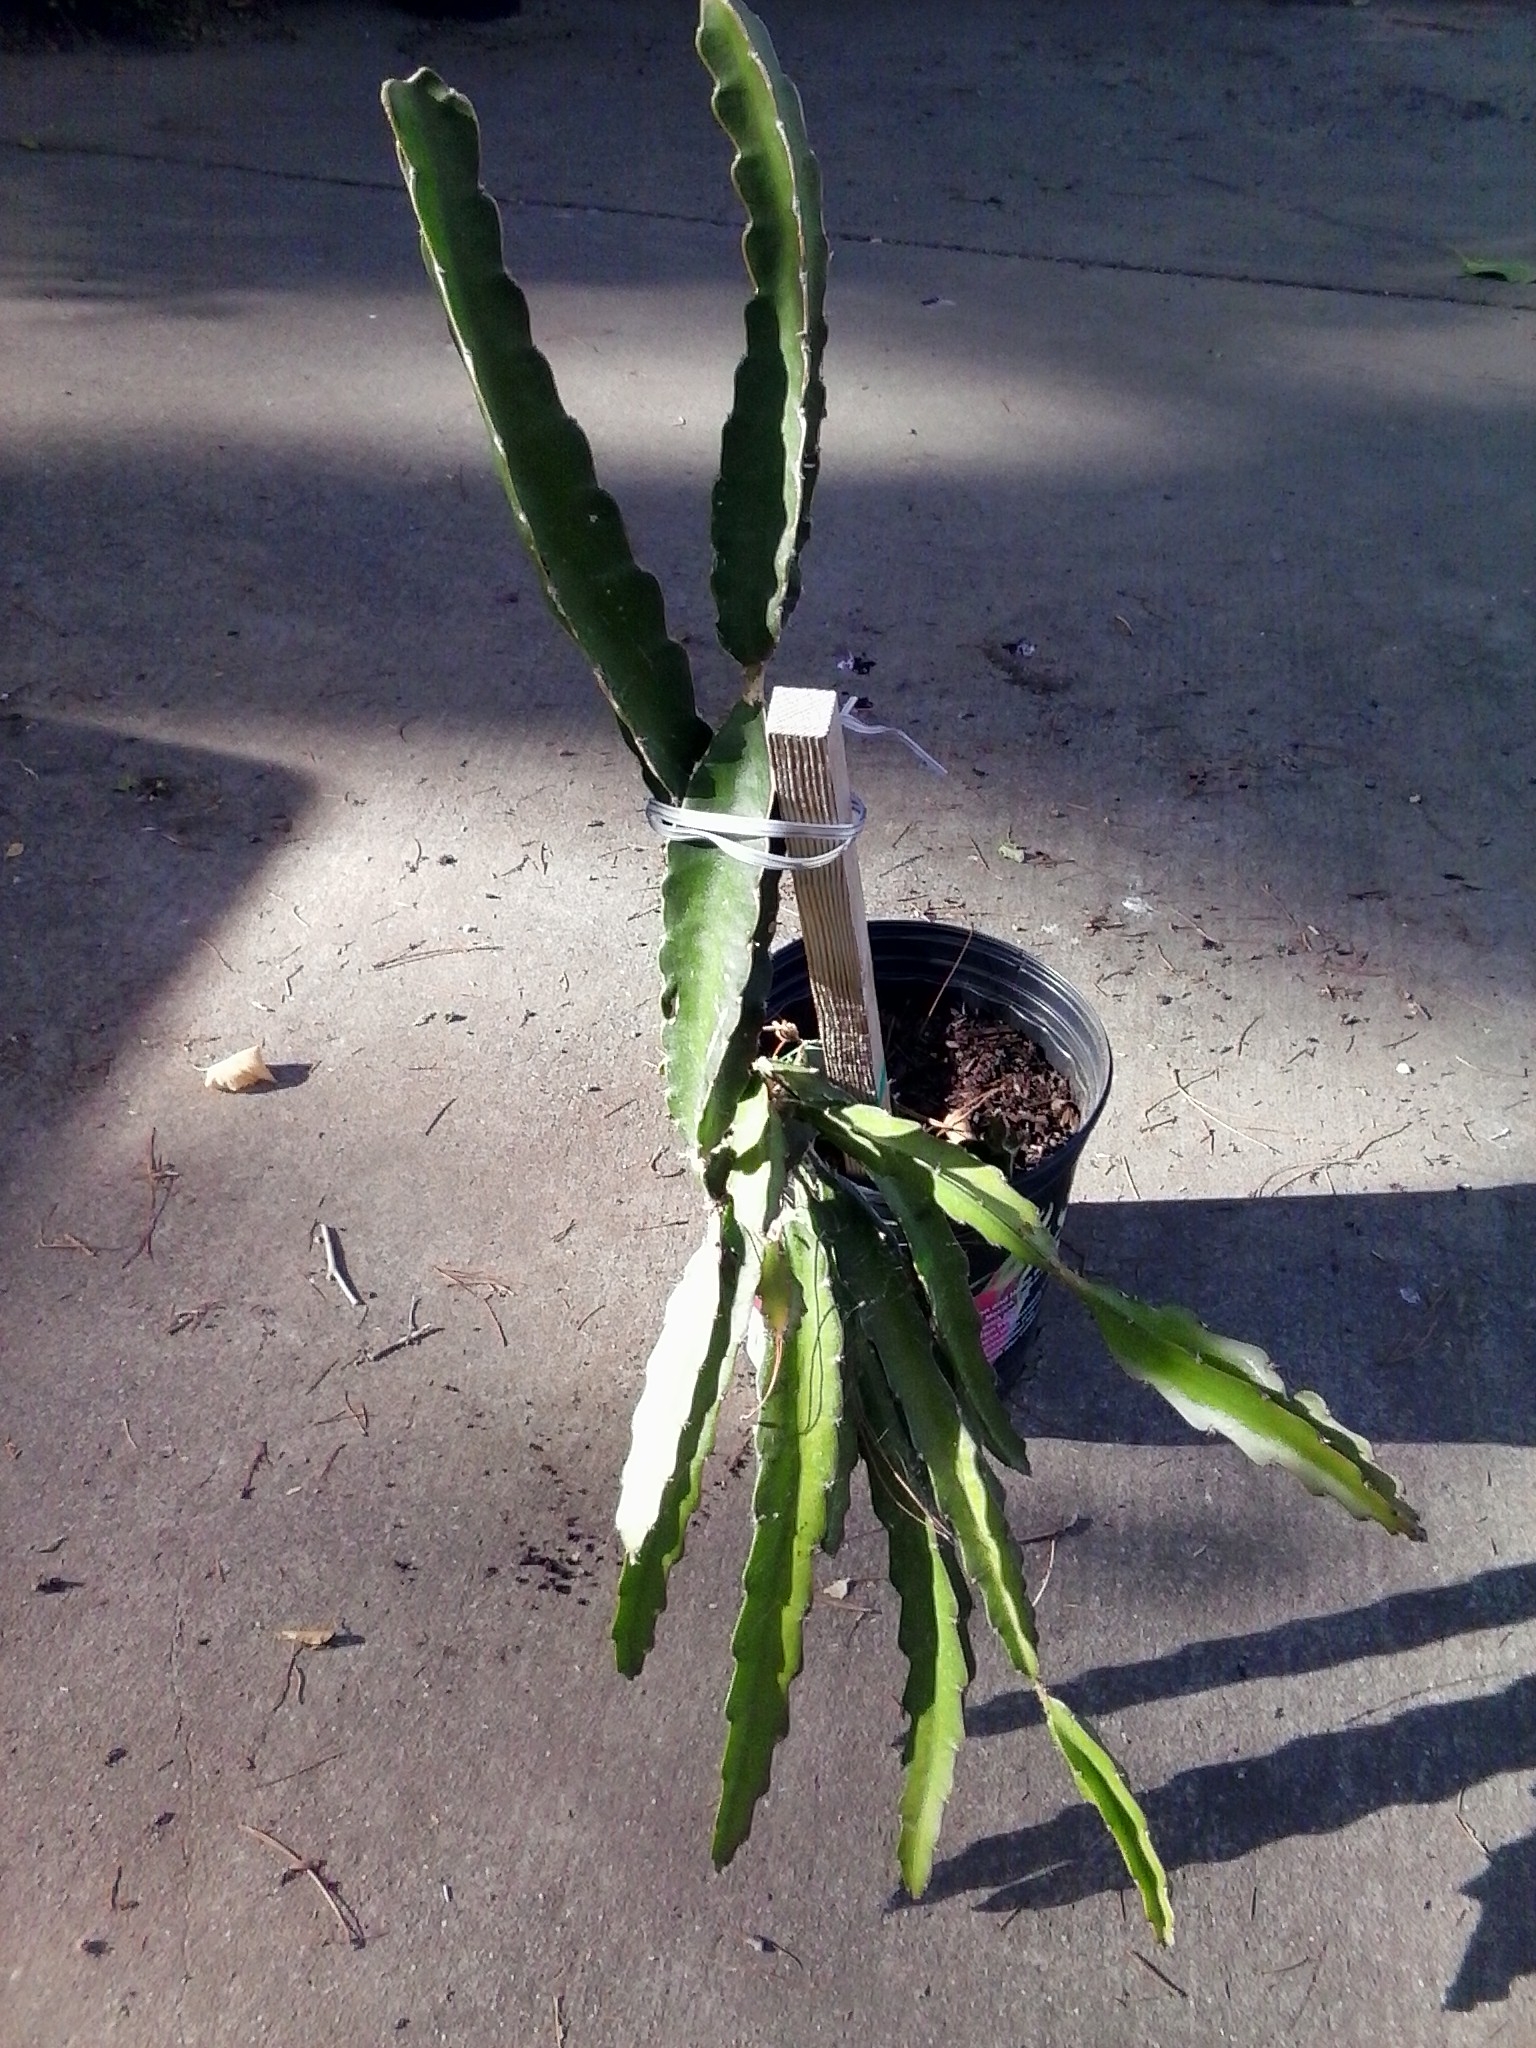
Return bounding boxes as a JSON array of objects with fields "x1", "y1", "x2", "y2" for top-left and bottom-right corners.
[{"x1": 0, "y1": 134, "x2": 1524, "y2": 312}]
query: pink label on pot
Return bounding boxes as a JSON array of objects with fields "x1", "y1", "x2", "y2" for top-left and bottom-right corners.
[
  {"x1": 972, "y1": 1195, "x2": 1065, "y2": 1369},
  {"x1": 974, "y1": 1259, "x2": 1044, "y2": 1365}
]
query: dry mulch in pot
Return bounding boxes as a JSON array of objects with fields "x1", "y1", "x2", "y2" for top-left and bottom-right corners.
[{"x1": 882, "y1": 991, "x2": 1080, "y2": 1173}]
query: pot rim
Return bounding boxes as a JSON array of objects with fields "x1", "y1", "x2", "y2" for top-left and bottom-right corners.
[{"x1": 767, "y1": 917, "x2": 1113, "y2": 1182}]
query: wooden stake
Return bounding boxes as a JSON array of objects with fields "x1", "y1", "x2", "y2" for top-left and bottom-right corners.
[{"x1": 766, "y1": 687, "x2": 887, "y2": 1103}]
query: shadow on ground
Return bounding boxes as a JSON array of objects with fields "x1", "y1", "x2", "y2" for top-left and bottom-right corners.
[
  {"x1": 932, "y1": 1644, "x2": 1535, "y2": 2010},
  {"x1": 1446, "y1": 1792, "x2": 1536, "y2": 2012},
  {"x1": 0, "y1": 712, "x2": 313, "y2": 1153},
  {"x1": 3, "y1": 0, "x2": 1533, "y2": 306},
  {"x1": 944, "y1": 1185, "x2": 1536, "y2": 2013},
  {"x1": 1025, "y1": 1185, "x2": 1536, "y2": 1448}
]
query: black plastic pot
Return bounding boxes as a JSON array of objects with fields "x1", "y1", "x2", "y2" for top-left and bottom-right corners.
[{"x1": 768, "y1": 920, "x2": 1112, "y2": 1391}]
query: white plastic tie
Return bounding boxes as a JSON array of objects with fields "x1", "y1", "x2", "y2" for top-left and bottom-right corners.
[
  {"x1": 838, "y1": 696, "x2": 948, "y2": 777},
  {"x1": 644, "y1": 796, "x2": 866, "y2": 871},
  {"x1": 644, "y1": 699, "x2": 944, "y2": 870}
]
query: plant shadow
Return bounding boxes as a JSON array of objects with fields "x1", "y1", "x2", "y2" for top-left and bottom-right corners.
[
  {"x1": 942, "y1": 1559, "x2": 1536, "y2": 2012},
  {"x1": 959, "y1": 1187, "x2": 1536, "y2": 2010},
  {"x1": 1016, "y1": 1185, "x2": 1536, "y2": 1447},
  {"x1": 936, "y1": 1662, "x2": 1536, "y2": 2011},
  {"x1": 1445, "y1": 1793, "x2": 1536, "y2": 2012},
  {"x1": 970, "y1": 1560, "x2": 1536, "y2": 1739}
]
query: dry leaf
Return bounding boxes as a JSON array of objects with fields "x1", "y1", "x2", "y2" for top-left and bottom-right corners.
[
  {"x1": 276, "y1": 1625, "x2": 337, "y2": 1649},
  {"x1": 823, "y1": 1578, "x2": 853, "y2": 1602},
  {"x1": 203, "y1": 1045, "x2": 276, "y2": 1093},
  {"x1": 4, "y1": 841, "x2": 22, "y2": 860}
]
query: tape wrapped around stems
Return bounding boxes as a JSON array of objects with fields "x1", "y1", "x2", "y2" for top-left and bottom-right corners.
[
  {"x1": 643, "y1": 697, "x2": 944, "y2": 871},
  {"x1": 644, "y1": 794, "x2": 866, "y2": 870}
]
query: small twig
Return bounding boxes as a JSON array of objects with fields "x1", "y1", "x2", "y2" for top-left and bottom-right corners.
[
  {"x1": 1157, "y1": 1069, "x2": 1281, "y2": 1151},
  {"x1": 369, "y1": 1296, "x2": 444, "y2": 1363},
  {"x1": 879, "y1": 850, "x2": 923, "y2": 879},
  {"x1": 551, "y1": 1993, "x2": 567, "y2": 2048},
  {"x1": 1166, "y1": 901, "x2": 1221, "y2": 949},
  {"x1": 198, "y1": 935, "x2": 235, "y2": 974},
  {"x1": 1341, "y1": 1672, "x2": 1484, "y2": 1726},
  {"x1": 36, "y1": 1207, "x2": 97, "y2": 1256},
  {"x1": 273, "y1": 1624, "x2": 339, "y2": 1710},
  {"x1": 746, "y1": 1933, "x2": 804, "y2": 1969},
  {"x1": 317, "y1": 1444, "x2": 347, "y2": 1487},
  {"x1": 167, "y1": 1301, "x2": 225, "y2": 1336},
  {"x1": 861, "y1": 1427, "x2": 953, "y2": 1544},
  {"x1": 239, "y1": 1822, "x2": 365, "y2": 1948},
  {"x1": 254, "y1": 1751, "x2": 343, "y2": 1792},
  {"x1": 312, "y1": 1222, "x2": 364, "y2": 1309},
  {"x1": 306, "y1": 1345, "x2": 368, "y2": 1397},
  {"x1": 423, "y1": 1098, "x2": 456, "y2": 1138},
  {"x1": 372, "y1": 942, "x2": 503, "y2": 970},
  {"x1": 1235, "y1": 1015, "x2": 1261, "y2": 1059},
  {"x1": 121, "y1": 1417, "x2": 140, "y2": 1452},
  {"x1": 1131, "y1": 1950, "x2": 1187, "y2": 1998},
  {"x1": 1255, "y1": 1122, "x2": 1413, "y2": 1198},
  {"x1": 1377, "y1": 1285, "x2": 1450, "y2": 1366},
  {"x1": 344, "y1": 1390, "x2": 369, "y2": 1434},
  {"x1": 932, "y1": 1072, "x2": 1029, "y2": 1139},
  {"x1": 1289, "y1": 1945, "x2": 1326, "y2": 2034},
  {"x1": 1261, "y1": 881, "x2": 1314, "y2": 946},
  {"x1": 239, "y1": 1440, "x2": 270, "y2": 1500},
  {"x1": 1031, "y1": 1537, "x2": 1059, "y2": 1608},
  {"x1": 274, "y1": 1645, "x2": 306, "y2": 1711},
  {"x1": 109, "y1": 1865, "x2": 138, "y2": 1913},
  {"x1": 921, "y1": 927, "x2": 975, "y2": 1028},
  {"x1": 122, "y1": 1129, "x2": 179, "y2": 1270},
  {"x1": 818, "y1": 1583, "x2": 879, "y2": 1618},
  {"x1": 1455, "y1": 1791, "x2": 1490, "y2": 1858},
  {"x1": 436, "y1": 1263, "x2": 516, "y2": 1295},
  {"x1": 746, "y1": 1324, "x2": 789, "y2": 1427},
  {"x1": 436, "y1": 1263, "x2": 515, "y2": 1342}
]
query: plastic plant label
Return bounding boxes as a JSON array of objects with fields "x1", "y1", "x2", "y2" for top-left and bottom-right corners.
[{"x1": 972, "y1": 1194, "x2": 1066, "y2": 1368}]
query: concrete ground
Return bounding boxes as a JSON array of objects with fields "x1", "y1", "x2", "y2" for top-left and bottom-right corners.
[{"x1": 2, "y1": 1, "x2": 1534, "y2": 2040}]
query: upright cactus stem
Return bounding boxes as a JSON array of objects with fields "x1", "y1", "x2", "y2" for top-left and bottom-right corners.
[
  {"x1": 381, "y1": 69, "x2": 709, "y2": 805},
  {"x1": 697, "y1": 0, "x2": 830, "y2": 671}
]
